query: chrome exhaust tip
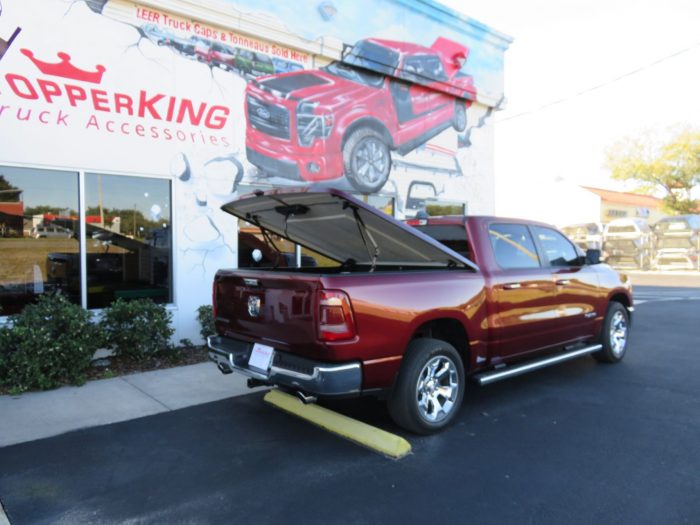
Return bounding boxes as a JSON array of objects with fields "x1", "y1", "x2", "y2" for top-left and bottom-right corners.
[
  {"x1": 295, "y1": 391, "x2": 317, "y2": 404},
  {"x1": 217, "y1": 362, "x2": 233, "y2": 375}
]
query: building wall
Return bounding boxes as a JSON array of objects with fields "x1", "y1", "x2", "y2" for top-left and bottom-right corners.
[
  {"x1": 599, "y1": 201, "x2": 664, "y2": 225},
  {"x1": 516, "y1": 182, "x2": 601, "y2": 228},
  {"x1": 0, "y1": 0, "x2": 510, "y2": 339}
]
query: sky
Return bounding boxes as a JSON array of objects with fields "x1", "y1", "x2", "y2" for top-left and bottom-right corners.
[{"x1": 440, "y1": 0, "x2": 700, "y2": 219}]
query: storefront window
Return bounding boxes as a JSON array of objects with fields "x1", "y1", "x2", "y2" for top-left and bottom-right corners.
[
  {"x1": 425, "y1": 202, "x2": 466, "y2": 216},
  {"x1": 84, "y1": 174, "x2": 172, "y2": 308},
  {"x1": 353, "y1": 194, "x2": 395, "y2": 217},
  {"x1": 238, "y1": 220, "x2": 336, "y2": 268},
  {"x1": 0, "y1": 166, "x2": 80, "y2": 314}
]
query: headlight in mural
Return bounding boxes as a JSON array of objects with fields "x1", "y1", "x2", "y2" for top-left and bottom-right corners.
[{"x1": 296, "y1": 101, "x2": 334, "y2": 147}]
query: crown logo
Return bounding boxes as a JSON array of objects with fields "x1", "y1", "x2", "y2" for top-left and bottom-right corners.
[{"x1": 20, "y1": 48, "x2": 106, "y2": 84}]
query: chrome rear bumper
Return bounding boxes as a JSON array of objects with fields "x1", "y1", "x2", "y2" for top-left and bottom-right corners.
[{"x1": 207, "y1": 335, "x2": 362, "y2": 397}]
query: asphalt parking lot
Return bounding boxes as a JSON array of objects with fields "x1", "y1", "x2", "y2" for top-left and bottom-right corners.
[{"x1": 1, "y1": 278, "x2": 699, "y2": 524}]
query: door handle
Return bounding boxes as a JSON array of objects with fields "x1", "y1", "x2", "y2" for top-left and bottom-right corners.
[
  {"x1": 555, "y1": 279, "x2": 570, "y2": 286},
  {"x1": 502, "y1": 282, "x2": 522, "y2": 290}
]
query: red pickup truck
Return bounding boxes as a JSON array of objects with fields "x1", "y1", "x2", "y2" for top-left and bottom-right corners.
[
  {"x1": 245, "y1": 37, "x2": 476, "y2": 193},
  {"x1": 208, "y1": 189, "x2": 633, "y2": 434}
]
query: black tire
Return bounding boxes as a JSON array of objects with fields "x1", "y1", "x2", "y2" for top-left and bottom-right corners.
[
  {"x1": 342, "y1": 127, "x2": 391, "y2": 193},
  {"x1": 453, "y1": 101, "x2": 467, "y2": 132},
  {"x1": 388, "y1": 338, "x2": 465, "y2": 435},
  {"x1": 593, "y1": 302, "x2": 630, "y2": 363}
]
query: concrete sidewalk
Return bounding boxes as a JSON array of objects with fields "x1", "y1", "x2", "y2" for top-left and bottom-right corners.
[{"x1": 0, "y1": 362, "x2": 259, "y2": 448}]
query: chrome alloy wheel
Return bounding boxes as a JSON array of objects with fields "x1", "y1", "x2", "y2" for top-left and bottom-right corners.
[
  {"x1": 353, "y1": 138, "x2": 389, "y2": 186},
  {"x1": 609, "y1": 310, "x2": 628, "y2": 356},
  {"x1": 415, "y1": 355, "x2": 460, "y2": 423}
]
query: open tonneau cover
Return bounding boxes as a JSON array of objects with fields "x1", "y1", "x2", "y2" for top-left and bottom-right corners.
[{"x1": 221, "y1": 188, "x2": 477, "y2": 270}]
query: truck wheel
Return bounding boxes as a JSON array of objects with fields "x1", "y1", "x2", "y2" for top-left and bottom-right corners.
[
  {"x1": 593, "y1": 302, "x2": 629, "y2": 363},
  {"x1": 388, "y1": 338, "x2": 465, "y2": 435},
  {"x1": 343, "y1": 128, "x2": 391, "y2": 193},
  {"x1": 453, "y1": 102, "x2": 467, "y2": 132}
]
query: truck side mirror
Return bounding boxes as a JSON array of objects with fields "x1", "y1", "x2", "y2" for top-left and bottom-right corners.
[{"x1": 586, "y1": 248, "x2": 601, "y2": 265}]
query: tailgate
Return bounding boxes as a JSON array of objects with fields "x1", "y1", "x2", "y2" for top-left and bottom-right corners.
[{"x1": 213, "y1": 269, "x2": 320, "y2": 351}]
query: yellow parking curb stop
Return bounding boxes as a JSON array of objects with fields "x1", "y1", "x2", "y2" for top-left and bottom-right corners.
[{"x1": 264, "y1": 389, "x2": 412, "y2": 460}]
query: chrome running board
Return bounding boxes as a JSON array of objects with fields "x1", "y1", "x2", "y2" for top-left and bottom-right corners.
[{"x1": 473, "y1": 344, "x2": 603, "y2": 386}]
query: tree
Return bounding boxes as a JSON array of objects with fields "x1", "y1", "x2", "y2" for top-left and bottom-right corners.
[
  {"x1": 0, "y1": 175, "x2": 21, "y2": 202},
  {"x1": 605, "y1": 126, "x2": 700, "y2": 215},
  {"x1": 25, "y1": 205, "x2": 77, "y2": 217}
]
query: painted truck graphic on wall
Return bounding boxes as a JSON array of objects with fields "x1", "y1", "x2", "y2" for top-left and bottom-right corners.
[{"x1": 244, "y1": 37, "x2": 476, "y2": 193}]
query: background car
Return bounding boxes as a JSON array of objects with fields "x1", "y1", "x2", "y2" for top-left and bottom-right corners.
[
  {"x1": 235, "y1": 50, "x2": 274, "y2": 77},
  {"x1": 32, "y1": 225, "x2": 73, "y2": 239},
  {"x1": 161, "y1": 34, "x2": 196, "y2": 57},
  {"x1": 272, "y1": 57, "x2": 304, "y2": 74},
  {"x1": 652, "y1": 214, "x2": 700, "y2": 270},
  {"x1": 192, "y1": 36, "x2": 212, "y2": 61},
  {"x1": 208, "y1": 42, "x2": 239, "y2": 70},
  {"x1": 603, "y1": 218, "x2": 652, "y2": 269},
  {"x1": 561, "y1": 222, "x2": 603, "y2": 251},
  {"x1": 141, "y1": 24, "x2": 171, "y2": 46}
]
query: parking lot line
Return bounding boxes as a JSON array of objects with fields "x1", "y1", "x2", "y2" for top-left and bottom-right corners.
[{"x1": 264, "y1": 390, "x2": 412, "y2": 460}]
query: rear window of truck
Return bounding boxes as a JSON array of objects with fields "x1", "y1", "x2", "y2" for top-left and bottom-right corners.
[{"x1": 413, "y1": 225, "x2": 472, "y2": 261}]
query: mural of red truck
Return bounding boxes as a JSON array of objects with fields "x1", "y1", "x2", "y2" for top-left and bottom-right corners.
[{"x1": 245, "y1": 37, "x2": 476, "y2": 193}]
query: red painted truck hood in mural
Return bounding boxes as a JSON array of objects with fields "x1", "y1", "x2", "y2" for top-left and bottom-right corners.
[
  {"x1": 251, "y1": 69, "x2": 378, "y2": 109},
  {"x1": 221, "y1": 188, "x2": 475, "y2": 269}
]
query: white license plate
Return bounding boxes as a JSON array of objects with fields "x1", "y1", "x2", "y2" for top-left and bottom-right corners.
[{"x1": 248, "y1": 343, "x2": 274, "y2": 372}]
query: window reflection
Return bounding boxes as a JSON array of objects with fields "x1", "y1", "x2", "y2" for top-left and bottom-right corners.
[
  {"x1": 489, "y1": 223, "x2": 540, "y2": 269},
  {"x1": 0, "y1": 166, "x2": 80, "y2": 314},
  {"x1": 235, "y1": 186, "x2": 393, "y2": 269},
  {"x1": 238, "y1": 220, "x2": 334, "y2": 268},
  {"x1": 85, "y1": 174, "x2": 172, "y2": 308},
  {"x1": 533, "y1": 226, "x2": 580, "y2": 267}
]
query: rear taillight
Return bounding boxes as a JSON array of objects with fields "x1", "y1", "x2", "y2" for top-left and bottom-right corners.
[
  {"x1": 212, "y1": 279, "x2": 218, "y2": 323},
  {"x1": 318, "y1": 290, "x2": 356, "y2": 341}
]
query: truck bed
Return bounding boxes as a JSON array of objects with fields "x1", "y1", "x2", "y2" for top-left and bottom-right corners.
[{"x1": 213, "y1": 266, "x2": 487, "y2": 389}]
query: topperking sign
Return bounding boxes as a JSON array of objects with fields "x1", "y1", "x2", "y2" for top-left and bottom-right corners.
[
  {"x1": 0, "y1": 0, "x2": 309, "y2": 175},
  {"x1": 3, "y1": 48, "x2": 232, "y2": 146}
]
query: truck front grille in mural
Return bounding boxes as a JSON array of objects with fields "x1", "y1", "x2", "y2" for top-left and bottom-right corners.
[
  {"x1": 246, "y1": 95, "x2": 291, "y2": 140},
  {"x1": 244, "y1": 37, "x2": 477, "y2": 193}
]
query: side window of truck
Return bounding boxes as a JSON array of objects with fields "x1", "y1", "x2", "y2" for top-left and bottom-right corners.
[
  {"x1": 533, "y1": 226, "x2": 580, "y2": 267},
  {"x1": 488, "y1": 223, "x2": 540, "y2": 269}
]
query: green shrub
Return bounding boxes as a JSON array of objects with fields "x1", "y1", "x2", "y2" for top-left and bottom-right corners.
[
  {"x1": 179, "y1": 338, "x2": 195, "y2": 349},
  {"x1": 0, "y1": 294, "x2": 103, "y2": 392},
  {"x1": 100, "y1": 298, "x2": 174, "y2": 360},
  {"x1": 196, "y1": 304, "x2": 215, "y2": 340}
]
